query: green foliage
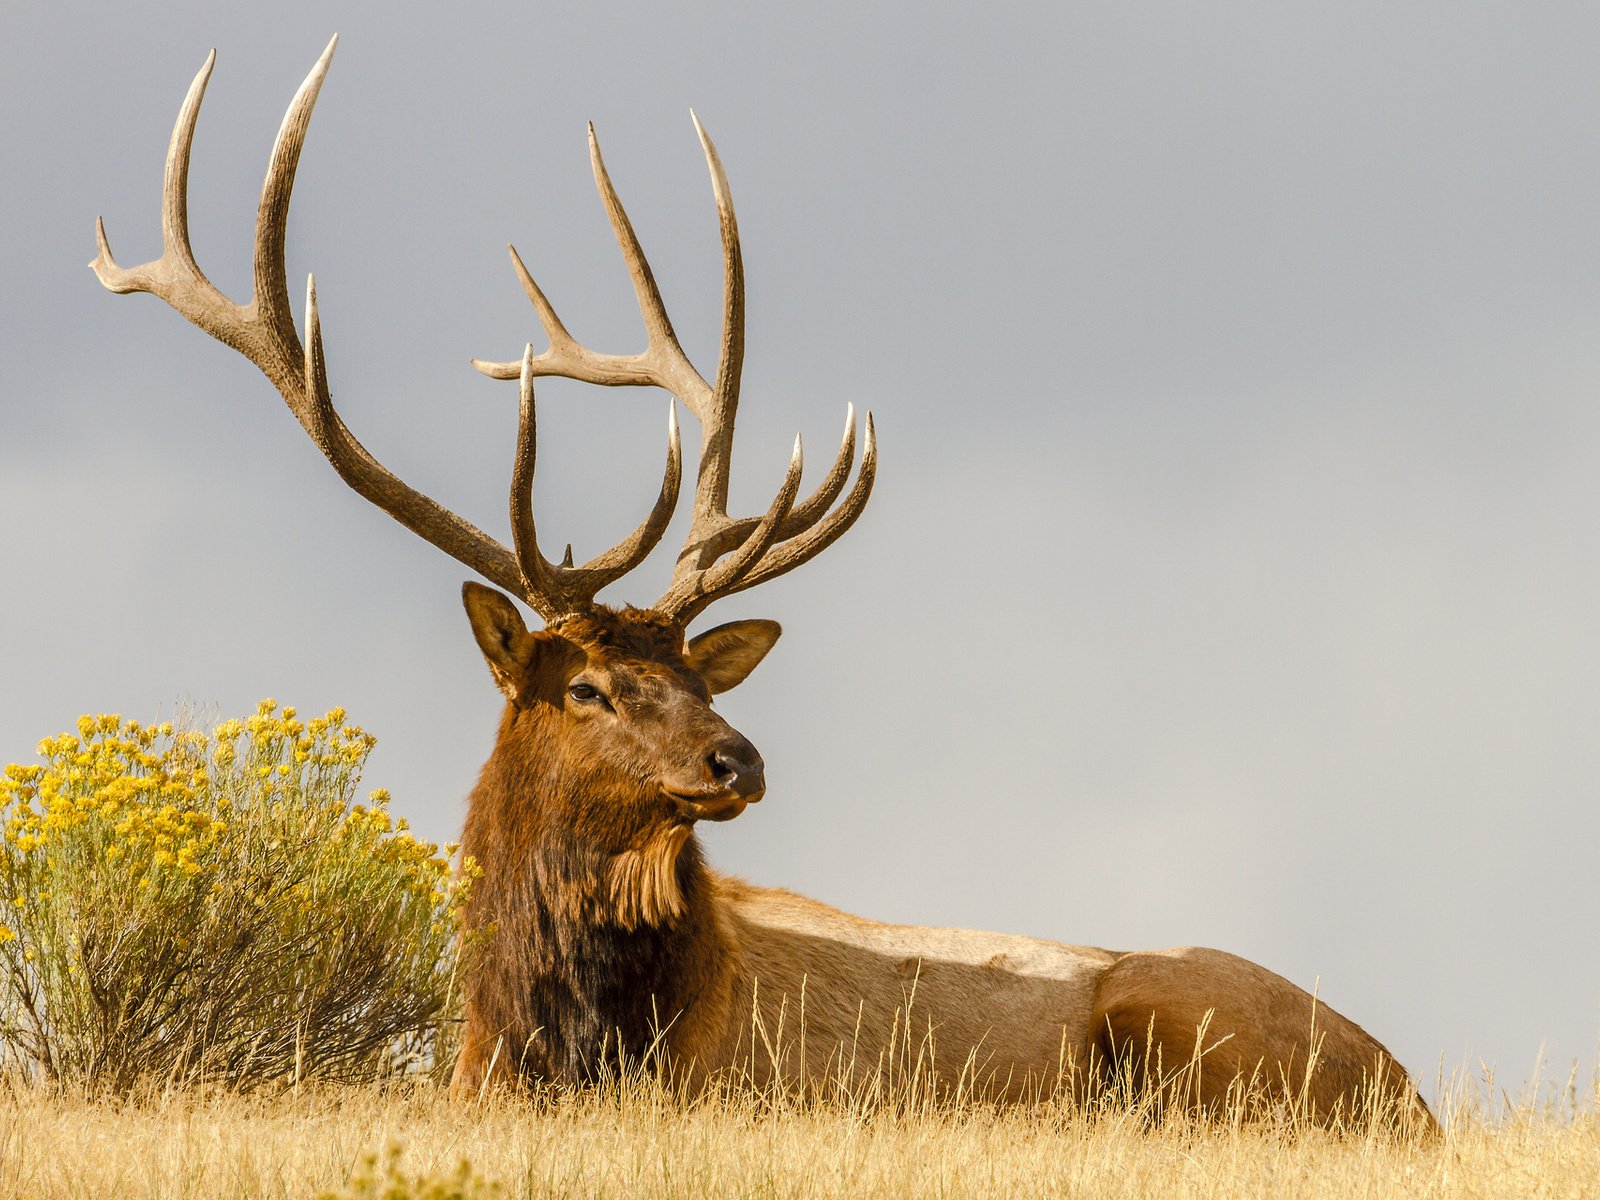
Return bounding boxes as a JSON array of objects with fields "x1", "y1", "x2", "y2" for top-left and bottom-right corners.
[{"x1": 0, "y1": 701, "x2": 469, "y2": 1091}]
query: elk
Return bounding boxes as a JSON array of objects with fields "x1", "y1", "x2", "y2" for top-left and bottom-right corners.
[{"x1": 93, "y1": 38, "x2": 1433, "y2": 1128}]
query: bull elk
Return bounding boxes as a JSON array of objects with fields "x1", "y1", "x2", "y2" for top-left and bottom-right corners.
[{"x1": 92, "y1": 38, "x2": 1433, "y2": 1128}]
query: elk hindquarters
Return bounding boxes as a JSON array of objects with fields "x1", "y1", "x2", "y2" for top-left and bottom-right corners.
[{"x1": 1089, "y1": 946, "x2": 1432, "y2": 1128}]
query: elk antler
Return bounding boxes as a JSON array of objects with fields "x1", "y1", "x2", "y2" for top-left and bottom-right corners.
[
  {"x1": 471, "y1": 117, "x2": 877, "y2": 624},
  {"x1": 90, "y1": 37, "x2": 683, "y2": 624}
]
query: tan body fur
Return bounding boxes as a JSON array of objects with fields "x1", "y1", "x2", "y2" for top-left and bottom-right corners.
[
  {"x1": 458, "y1": 839, "x2": 1426, "y2": 1124},
  {"x1": 695, "y1": 875, "x2": 1117, "y2": 1098}
]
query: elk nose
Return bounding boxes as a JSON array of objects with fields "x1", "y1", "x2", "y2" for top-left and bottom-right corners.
[{"x1": 709, "y1": 743, "x2": 766, "y2": 799}]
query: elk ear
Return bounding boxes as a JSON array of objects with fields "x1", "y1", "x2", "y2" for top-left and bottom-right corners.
[
  {"x1": 463, "y1": 582, "x2": 541, "y2": 700},
  {"x1": 686, "y1": 619, "x2": 782, "y2": 695}
]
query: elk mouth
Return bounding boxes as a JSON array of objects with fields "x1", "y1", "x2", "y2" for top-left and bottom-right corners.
[{"x1": 665, "y1": 786, "x2": 763, "y2": 823}]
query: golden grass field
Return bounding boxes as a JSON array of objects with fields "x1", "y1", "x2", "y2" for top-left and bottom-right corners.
[{"x1": 2, "y1": 1077, "x2": 1596, "y2": 1200}]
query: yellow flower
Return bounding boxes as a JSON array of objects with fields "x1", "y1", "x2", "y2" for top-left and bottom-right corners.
[{"x1": 0, "y1": 925, "x2": 14, "y2": 942}]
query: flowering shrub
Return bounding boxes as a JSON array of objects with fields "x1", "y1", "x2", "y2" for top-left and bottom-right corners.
[{"x1": 0, "y1": 701, "x2": 469, "y2": 1091}]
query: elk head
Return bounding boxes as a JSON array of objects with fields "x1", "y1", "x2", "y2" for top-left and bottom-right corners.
[
  {"x1": 463, "y1": 586, "x2": 780, "y2": 841},
  {"x1": 90, "y1": 37, "x2": 876, "y2": 869}
]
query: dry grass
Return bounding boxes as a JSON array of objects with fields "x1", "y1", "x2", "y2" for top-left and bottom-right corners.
[{"x1": 0, "y1": 1076, "x2": 1594, "y2": 1200}]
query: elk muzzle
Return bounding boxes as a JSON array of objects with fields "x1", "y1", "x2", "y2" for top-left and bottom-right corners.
[{"x1": 673, "y1": 734, "x2": 765, "y2": 822}]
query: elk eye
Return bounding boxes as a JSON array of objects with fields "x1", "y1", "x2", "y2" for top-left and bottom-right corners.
[{"x1": 568, "y1": 683, "x2": 603, "y2": 704}]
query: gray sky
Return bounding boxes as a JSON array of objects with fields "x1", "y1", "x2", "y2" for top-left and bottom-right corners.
[{"x1": 4, "y1": 2, "x2": 1598, "y2": 1104}]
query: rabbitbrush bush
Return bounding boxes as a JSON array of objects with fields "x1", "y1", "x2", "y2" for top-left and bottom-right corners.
[{"x1": 0, "y1": 701, "x2": 468, "y2": 1091}]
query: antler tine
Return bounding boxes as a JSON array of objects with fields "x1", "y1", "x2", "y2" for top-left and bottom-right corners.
[
  {"x1": 688, "y1": 110, "x2": 744, "y2": 522},
  {"x1": 580, "y1": 399, "x2": 682, "y2": 587},
  {"x1": 93, "y1": 50, "x2": 229, "y2": 324},
  {"x1": 508, "y1": 347, "x2": 685, "y2": 621},
  {"x1": 472, "y1": 243, "x2": 679, "y2": 391},
  {"x1": 786, "y1": 403, "x2": 858, "y2": 531},
  {"x1": 587, "y1": 125, "x2": 706, "y2": 410},
  {"x1": 717, "y1": 413, "x2": 876, "y2": 598},
  {"x1": 251, "y1": 35, "x2": 338, "y2": 367},
  {"x1": 508, "y1": 345, "x2": 566, "y2": 619},
  {"x1": 95, "y1": 40, "x2": 534, "y2": 601}
]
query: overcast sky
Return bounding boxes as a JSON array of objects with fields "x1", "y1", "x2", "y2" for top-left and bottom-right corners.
[{"x1": 4, "y1": 2, "x2": 1598, "y2": 1106}]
